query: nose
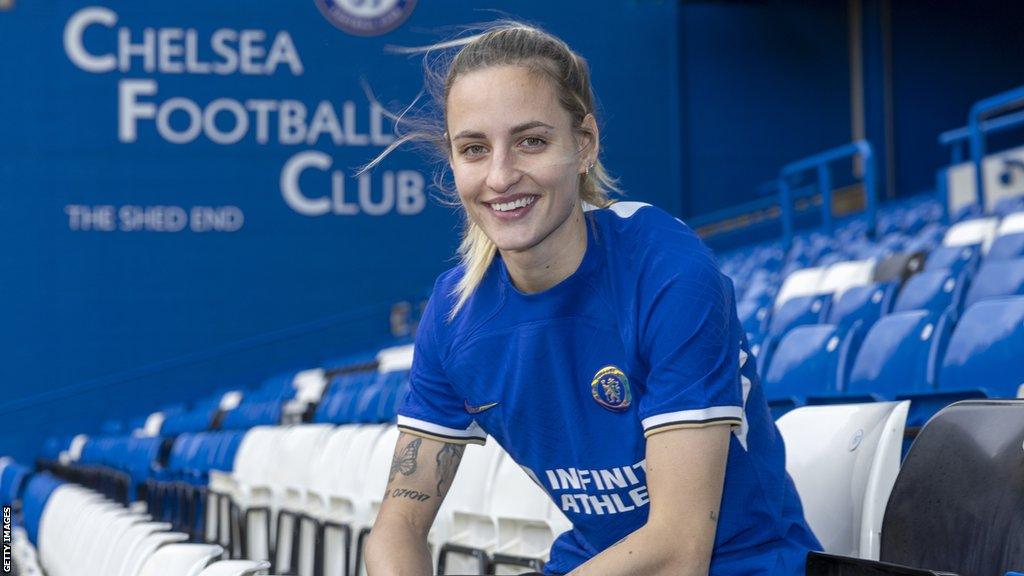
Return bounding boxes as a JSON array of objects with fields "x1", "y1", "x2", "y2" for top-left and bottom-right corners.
[{"x1": 485, "y1": 149, "x2": 523, "y2": 194}]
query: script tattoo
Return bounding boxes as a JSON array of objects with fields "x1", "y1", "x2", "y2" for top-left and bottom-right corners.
[
  {"x1": 435, "y1": 443, "x2": 465, "y2": 496},
  {"x1": 388, "y1": 437, "x2": 421, "y2": 482}
]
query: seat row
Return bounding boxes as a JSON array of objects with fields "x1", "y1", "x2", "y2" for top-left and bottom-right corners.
[
  {"x1": 206, "y1": 422, "x2": 567, "y2": 576},
  {"x1": 20, "y1": 471, "x2": 278, "y2": 576}
]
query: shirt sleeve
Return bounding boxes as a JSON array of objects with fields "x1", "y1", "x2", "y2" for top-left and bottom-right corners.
[
  {"x1": 396, "y1": 289, "x2": 486, "y2": 445},
  {"x1": 636, "y1": 244, "x2": 744, "y2": 438}
]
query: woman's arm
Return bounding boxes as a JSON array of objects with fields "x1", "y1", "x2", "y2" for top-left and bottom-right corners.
[
  {"x1": 364, "y1": 431, "x2": 466, "y2": 576},
  {"x1": 568, "y1": 424, "x2": 731, "y2": 576}
]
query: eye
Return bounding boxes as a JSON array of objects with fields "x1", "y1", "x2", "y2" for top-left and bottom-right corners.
[
  {"x1": 460, "y1": 144, "x2": 488, "y2": 158},
  {"x1": 519, "y1": 136, "x2": 547, "y2": 150}
]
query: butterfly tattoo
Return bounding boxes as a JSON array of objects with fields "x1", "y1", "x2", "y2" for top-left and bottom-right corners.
[{"x1": 389, "y1": 437, "x2": 421, "y2": 482}]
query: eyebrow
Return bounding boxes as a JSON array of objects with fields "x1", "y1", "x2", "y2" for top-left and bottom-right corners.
[{"x1": 450, "y1": 121, "x2": 556, "y2": 141}]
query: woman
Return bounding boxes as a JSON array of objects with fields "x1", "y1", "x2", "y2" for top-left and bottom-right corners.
[{"x1": 364, "y1": 22, "x2": 820, "y2": 575}]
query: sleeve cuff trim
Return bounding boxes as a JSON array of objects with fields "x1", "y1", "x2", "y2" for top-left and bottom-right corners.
[
  {"x1": 396, "y1": 415, "x2": 486, "y2": 444},
  {"x1": 641, "y1": 406, "x2": 744, "y2": 432},
  {"x1": 643, "y1": 418, "x2": 743, "y2": 438}
]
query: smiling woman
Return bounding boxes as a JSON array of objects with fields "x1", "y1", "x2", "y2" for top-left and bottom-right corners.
[{"x1": 362, "y1": 21, "x2": 821, "y2": 576}]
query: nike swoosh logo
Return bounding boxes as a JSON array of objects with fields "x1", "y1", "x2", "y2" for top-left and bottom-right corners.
[{"x1": 464, "y1": 400, "x2": 499, "y2": 414}]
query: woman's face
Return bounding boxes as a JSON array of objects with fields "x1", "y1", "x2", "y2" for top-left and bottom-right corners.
[{"x1": 446, "y1": 65, "x2": 593, "y2": 257}]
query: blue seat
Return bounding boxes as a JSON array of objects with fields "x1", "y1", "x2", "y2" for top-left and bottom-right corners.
[
  {"x1": 987, "y1": 232, "x2": 1024, "y2": 261},
  {"x1": 737, "y1": 299, "x2": 770, "y2": 347},
  {"x1": 827, "y1": 282, "x2": 897, "y2": 333},
  {"x1": 892, "y1": 269, "x2": 967, "y2": 316},
  {"x1": 220, "y1": 400, "x2": 282, "y2": 430},
  {"x1": 21, "y1": 472, "x2": 63, "y2": 545},
  {"x1": 762, "y1": 324, "x2": 864, "y2": 419},
  {"x1": 924, "y1": 244, "x2": 980, "y2": 277},
  {"x1": 768, "y1": 294, "x2": 831, "y2": 339},
  {"x1": 160, "y1": 409, "x2": 214, "y2": 435},
  {"x1": 0, "y1": 462, "x2": 30, "y2": 507},
  {"x1": 844, "y1": 310, "x2": 954, "y2": 399},
  {"x1": 962, "y1": 259, "x2": 1024, "y2": 308},
  {"x1": 312, "y1": 370, "x2": 377, "y2": 424},
  {"x1": 939, "y1": 296, "x2": 1024, "y2": 399},
  {"x1": 897, "y1": 297, "x2": 1024, "y2": 428}
]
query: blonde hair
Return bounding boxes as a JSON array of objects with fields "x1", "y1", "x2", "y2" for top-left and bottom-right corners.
[{"x1": 365, "y1": 22, "x2": 619, "y2": 319}]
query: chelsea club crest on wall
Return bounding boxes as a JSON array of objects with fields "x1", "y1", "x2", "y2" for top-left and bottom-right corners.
[
  {"x1": 315, "y1": 0, "x2": 417, "y2": 37},
  {"x1": 591, "y1": 366, "x2": 632, "y2": 412}
]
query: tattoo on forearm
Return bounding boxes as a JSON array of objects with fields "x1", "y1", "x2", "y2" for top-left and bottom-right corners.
[
  {"x1": 435, "y1": 443, "x2": 465, "y2": 496},
  {"x1": 709, "y1": 510, "x2": 719, "y2": 522},
  {"x1": 388, "y1": 437, "x2": 422, "y2": 482},
  {"x1": 387, "y1": 488, "x2": 431, "y2": 502}
]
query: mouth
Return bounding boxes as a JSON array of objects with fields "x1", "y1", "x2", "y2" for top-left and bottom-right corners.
[{"x1": 485, "y1": 194, "x2": 539, "y2": 219}]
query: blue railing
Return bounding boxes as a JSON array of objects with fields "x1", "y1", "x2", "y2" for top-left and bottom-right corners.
[
  {"x1": 939, "y1": 108, "x2": 1024, "y2": 164},
  {"x1": 967, "y1": 85, "x2": 1024, "y2": 210},
  {"x1": 778, "y1": 140, "x2": 877, "y2": 249}
]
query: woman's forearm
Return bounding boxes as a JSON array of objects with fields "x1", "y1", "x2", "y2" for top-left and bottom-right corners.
[
  {"x1": 567, "y1": 523, "x2": 711, "y2": 576},
  {"x1": 364, "y1": 519, "x2": 434, "y2": 576}
]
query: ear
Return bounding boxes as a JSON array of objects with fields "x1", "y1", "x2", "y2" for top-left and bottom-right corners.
[{"x1": 577, "y1": 113, "x2": 600, "y2": 174}]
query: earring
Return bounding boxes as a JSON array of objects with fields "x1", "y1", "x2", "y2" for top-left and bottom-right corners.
[{"x1": 585, "y1": 162, "x2": 595, "y2": 176}]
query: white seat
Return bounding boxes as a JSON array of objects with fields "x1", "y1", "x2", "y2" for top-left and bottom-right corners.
[
  {"x1": 138, "y1": 543, "x2": 223, "y2": 576},
  {"x1": 292, "y1": 368, "x2": 329, "y2": 404},
  {"x1": 228, "y1": 426, "x2": 287, "y2": 561},
  {"x1": 434, "y1": 440, "x2": 505, "y2": 574},
  {"x1": 819, "y1": 259, "x2": 876, "y2": 301},
  {"x1": 774, "y1": 267, "x2": 828, "y2": 309},
  {"x1": 108, "y1": 521, "x2": 173, "y2": 576},
  {"x1": 305, "y1": 424, "x2": 387, "y2": 576},
  {"x1": 998, "y1": 211, "x2": 1024, "y2": 236},
  {"x1": 354, "y1": 425, "x2": 401, "y2": 576},
  {"x1": 198, "y1": 559, "x2": 272, "y2": 576},
  {"x1": 490, "y1": 456, "x2": 571, "y2": 574},
  {"x1": 271, "y1": 424, "x2": 334, "y2": 575},
  {"x1": 88, "y1": 508, "x2": 150, "y2": 575},
  {"x1": 376, "y1": 344, "x2": 415, "y2": 372},
  {"x1": 120, "y1": 531, "x2": 191, "y2": 576},
  {"x1": 291, "y1": 425, "x2": 359, "y2": 576},
  {"x1": 943, "y1": 216, "x2": 999, "y2": 253},
  {"x1": 776, "y1": 401, "x2": 909, "y2": 560}
]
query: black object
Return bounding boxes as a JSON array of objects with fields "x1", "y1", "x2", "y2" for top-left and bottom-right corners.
[
  {"x1": 873, "y1": 251, "x2": 926, "y2": 284},
  {"x1": 808, "y1": 400, "x2": 1024, "y2": 576}
]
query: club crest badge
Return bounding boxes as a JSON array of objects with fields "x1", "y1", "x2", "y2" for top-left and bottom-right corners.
[
  {"x1": 315, "y1": 0, "x2": 417, "y2": 37},
  {"x1": 591, "y1": 366, "x2": 631, "y2": 411}
]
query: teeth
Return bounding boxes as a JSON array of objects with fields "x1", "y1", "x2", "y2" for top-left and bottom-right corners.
[{"x1": 491, "y1": 196, "x2": 536, "y2": 212}]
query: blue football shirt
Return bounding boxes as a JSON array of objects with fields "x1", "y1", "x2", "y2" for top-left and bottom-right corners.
[{"x1": 397, "y1": 202, "x2": 821, "y2": 574}]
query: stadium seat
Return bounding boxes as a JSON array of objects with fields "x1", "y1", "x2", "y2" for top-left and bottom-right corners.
[
  {"x1": 872, "y1": 251, "x2": 925, "y2": 284},
  {"x1": 843, "y1": 310, "x2": 954, "y2": 400},
  {"x1": 942, "y1": 216, "x2": 999, "y2": 253},
  {"x1": 997, "y1": 210, "x2": 1024, "y2": 236},
  {"x1": 986, "y1": 232, "x2": 1024, "y2": 260},
  {"x1": 891, "y1": 269, "x2": 966, "y2": 316},
  {"x1": 761, "y1": 324, "x2": 864, "y2": 418},
  {"x1": 819, "y1": 259, "x2": 877, "y2": 300},
  {"x1": 938, "y1": 296, "x2": 1024, "y2": 398},
  {"x1": 434, "y1": 439, "x2": 505, "y2": 575},
  {"x1": 224, "y1": 426, "x2": 287, "y2": 561},
  {"x1": 137, "y1": 543, "x2": 222, "y2": 576},
  {"x1": 272, "y1": 424, "x2": 335, "y2": 575},
  {"x1": 768, "y1": 294, "x2": 831, "y2": 339},
  {"x1": 353, "y1": 426, "x2": 402, "y2": 576},
  {"x1": 776, "y1": 401, "x2": 908, "y2": 559},
  {"x1": 827, "y1": 282, "x2": 897, "y2": 333},
  {"x1": 807, "y1": 400, "x2": 1024, "y2": 575},
  {"x1": 923, "y1": 244, "x2": 980, "y2": 276},
  {"x1": 489, "y1": 452, "x2": 572, "y2": 573},
  {"x1": 303, "y1": 425, "x2": 388, "y2": 576},
  {"x1": 962, "y1": 258, "x2": 1024, "y2": 308},
  {"x1": 774, "y1": 266, "x2": 827, "y2": 309}
]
